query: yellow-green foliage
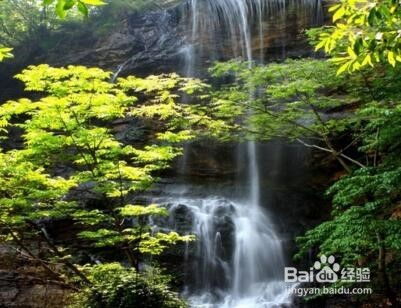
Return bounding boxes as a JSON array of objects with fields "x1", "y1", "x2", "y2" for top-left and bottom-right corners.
[
  {"x1": 0, "y1": 64, "x2": 205, "y2": 275},
  {"x1": 119, "y1": 74, "x2": 233, "y2": 140},
  {"x1": 0, "y1": 46, "x2": 13, "y2": 61},
  {"x1": 314, "y1": 0, "x2": 401, "y2": 74},
  {"x1": 120, "y1": 204, "x2": 169, "y2": 217},
  {"x1": 0, "y1": 151, "x2": 76, "y2": 228}
]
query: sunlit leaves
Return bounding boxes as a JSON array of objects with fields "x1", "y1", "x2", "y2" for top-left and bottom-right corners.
[
  {"x1": 73, "y1": 209, "x2": 111, "y2": 225},
  {"x1": 45, "y1": 0, "x2": 106, "y2": 18},
  {"x1": 119, "y1": 73, "x2": 232, "y2": 140},
  {"x1": 0, "y1": 151, "x2": 77, "y2": 228},
  {"x1": 139, "y1": 232, "x2": 194, "y2": 255},
  {"x1": 313, "y1": 0, "x2": 401, "y2": 73},
  {"x1": 16, "y1": 65, "x2": 113, "y2": 94},
  {"x1": 79, "y1": 229, "x2": 122, "y2": 247},
  {"x1": 120, "y1": 204, "x2": 168, "y2": 217},
  {"x1": 156, "y1": 130, "x2": 194, "y2": 143},
  {"x1": 0, "y1": 46, "x2": 13, "y2": 61},
  {"x1": 132, "y1": 145, "x2": 181, "y2": 164}
]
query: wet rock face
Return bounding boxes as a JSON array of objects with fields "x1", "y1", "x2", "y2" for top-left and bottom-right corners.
[
  {"x1": 55, "y1": 10, "x2": 186, "y2": 75},
  {"x1": 45, "y1": 0, "x2": 327, "y2": 76}
]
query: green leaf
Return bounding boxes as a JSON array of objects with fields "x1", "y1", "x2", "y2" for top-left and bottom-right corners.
[
  {"x1": 0, "y1": 46, "x2": 13, "y2": 61},
  {"x1": 388, "y1": 51, "x2": 396, "y2": 67},
  {"x1": 314, "y1": 39, "x2": 326, "y2": 51},
  {"x1": 63, "y1": 0, "x2": 76, "y2": 10},
  {"x1": 77, "y1": 1, "x2": 89, "y2": 16},
  {"x1": 347, "y1": 46, "x2": 357, "y2": 59},
  {"x1": 361, "y1": 54, "x2": 373, "y2": 67},
  {"x1": 336, "y1": 62, "x2": 349, "y2": 75},
  {"x1": 328, "y1": 3, "x2": 342, "y2": 12},
  {"x1": 55, "y1": 0, "x2": 67, "y2": 18},
  {"x1": 333, "y1": 6, "x2": 346, "y2": 22}
]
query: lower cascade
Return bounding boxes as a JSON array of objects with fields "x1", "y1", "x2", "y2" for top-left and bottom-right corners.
[{"x1": 153, "y1": 192, "x2": 294, "y2": 307}]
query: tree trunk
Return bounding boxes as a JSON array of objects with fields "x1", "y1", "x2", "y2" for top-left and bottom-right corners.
[{"x1": 376, "y1": 232, "x2": 398, "y2": 307}]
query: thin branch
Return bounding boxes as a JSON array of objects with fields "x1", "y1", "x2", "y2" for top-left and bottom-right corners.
[
  {"x1": 8, "y1": 230, "x2": 64, "y2": 282},
  {"x1": 296, "y1": 138, "x2": 333, "y2": 153},
  {"x1": 296, "y1": 138, "x2": 366, "y2": 170},
  {"x1": 27, "y1": 221, "x2": 91, "y2": 285},
  {"x1": 55, "y1": 106, "x2": 97, "y2": 177}
]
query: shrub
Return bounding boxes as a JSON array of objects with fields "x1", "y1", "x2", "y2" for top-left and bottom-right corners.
[{"x1": 71, "y1": 263, "x2": 187, "y2": 308}]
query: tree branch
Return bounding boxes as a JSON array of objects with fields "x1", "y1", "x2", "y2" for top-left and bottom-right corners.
[
  {"x1": 296, "y1": 138, "x2": 366, "y2": 170},
  {"x1": 27, "y1": 221, "x2": 91, "y2": 285}
]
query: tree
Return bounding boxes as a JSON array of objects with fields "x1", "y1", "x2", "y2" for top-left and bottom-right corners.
[
  {"x1": 296, "y1": 166, "x2": 401, "y2": 303},
  {"x1": 0, "y1": 0, "x2": 68, "y2": 47},
  {"x1": 0, "y1": 64, "x2": 217, "y2": 287},
  {"x1": 210, "y1": 59, "x2": 365, "y2": 172},
  {"x1": 293, "y1": 2, "x2": 401, "y2": 303},
  {"x1": 294, "y1": 95, "x2": 401, "y2": 304}
]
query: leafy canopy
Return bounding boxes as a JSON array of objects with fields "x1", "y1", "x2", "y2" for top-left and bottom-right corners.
[
  {"x1": 210, "y1": 59, "x2": 367, "y2": 172},
  {"x1": 313, "y1": 0, "x2": 401, "y2": 73}
]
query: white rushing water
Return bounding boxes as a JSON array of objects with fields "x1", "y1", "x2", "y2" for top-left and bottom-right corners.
[{"x1": 161, "y1": 196, "x2": 292, "y2": 308}]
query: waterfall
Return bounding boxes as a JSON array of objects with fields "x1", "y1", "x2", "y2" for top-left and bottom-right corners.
[{"x1": 147, "y1": 1, "x2": 322, "y2": 307}]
